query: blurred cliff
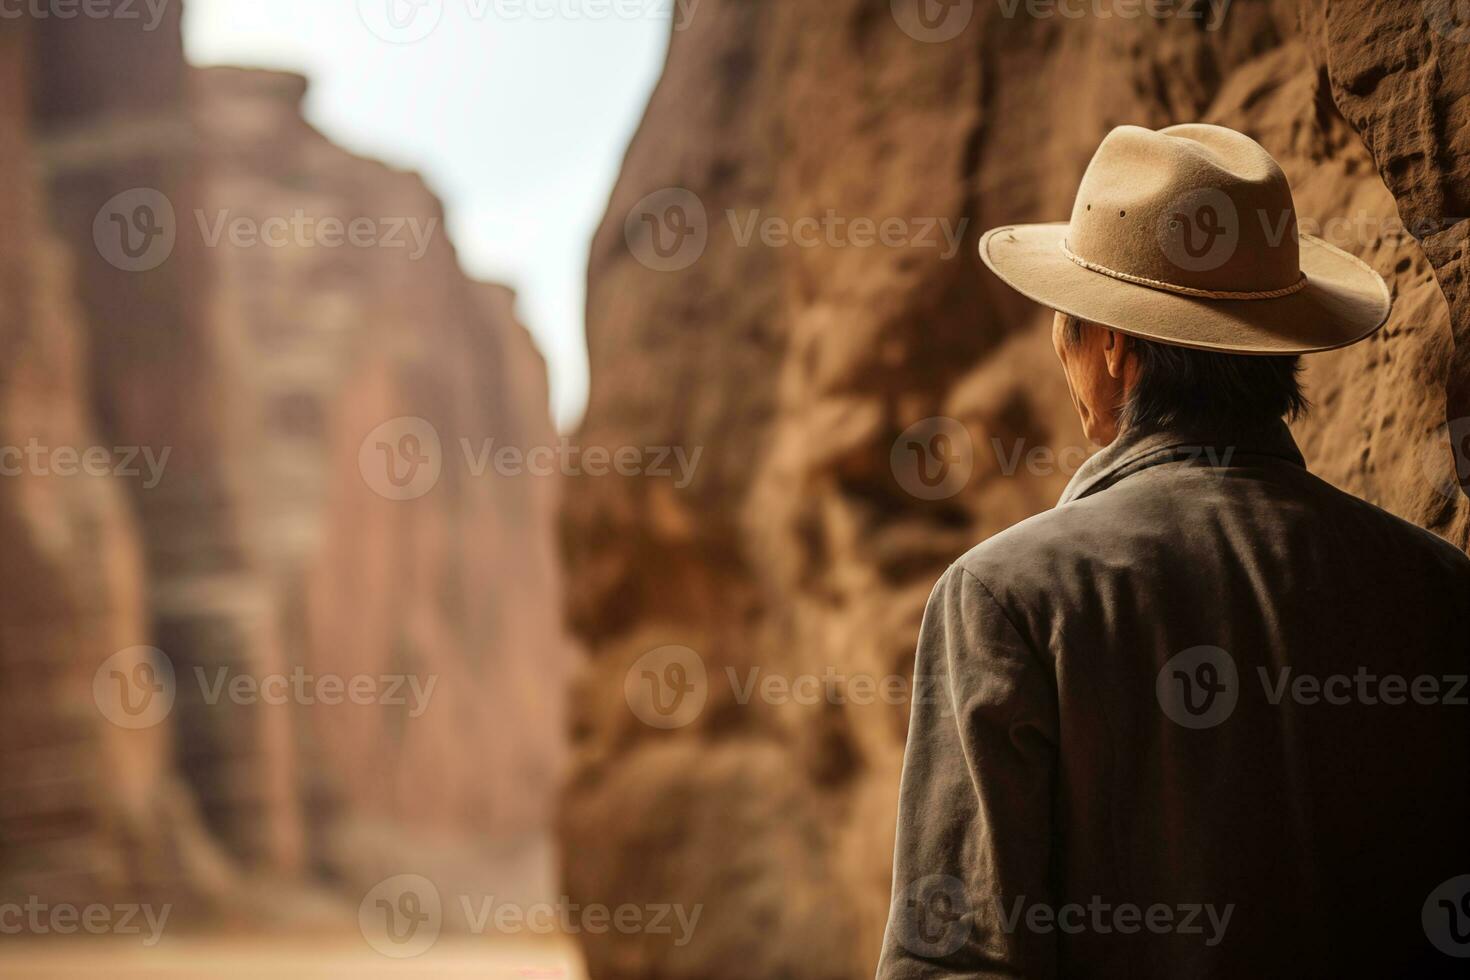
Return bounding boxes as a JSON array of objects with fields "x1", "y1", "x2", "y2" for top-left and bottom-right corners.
[
  {"x1": 559, "y1": 0, "x2": 1470, "y2": 977},
  {"x1": 0, "y1": 6, "x2": 572, "y2": 923}
]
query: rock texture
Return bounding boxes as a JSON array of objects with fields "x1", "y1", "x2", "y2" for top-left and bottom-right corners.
[
  {"x1": 191, "y1": 67, "x2": 573, "y2": 904},
  {"x1": 0, "y1": 15, "x2": 219, "y2": 912},
  {"x1": 560, "y1": 2, "x2": 1470, "y2": 977},
  {"x1": 3, "y1": 11, "x2": 571, "y2": 917},
  {"x1": 37, "y1": 6, "x2": 303, "y2": 879}
]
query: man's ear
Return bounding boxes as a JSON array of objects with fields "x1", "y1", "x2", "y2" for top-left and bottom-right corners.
[{"x1": 1103, "y1": 330, "x2": 1131, "y2": 379}]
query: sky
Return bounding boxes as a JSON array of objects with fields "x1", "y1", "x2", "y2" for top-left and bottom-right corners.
[{"x1": 183, "y1": 0, "x2": 672, "y2": 428}]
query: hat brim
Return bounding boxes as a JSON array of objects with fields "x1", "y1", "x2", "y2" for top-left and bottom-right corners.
[{"x1": 978, "y1": 223, "x2": 1391, "y2": 354}]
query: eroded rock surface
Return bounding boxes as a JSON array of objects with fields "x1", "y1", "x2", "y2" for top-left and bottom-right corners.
[
  {"x1": 3, "y1": 13, "x2": 571, "y2": 918},
  {"x1": 0, "y1": 17, "x2": 217, "y2": 912}
]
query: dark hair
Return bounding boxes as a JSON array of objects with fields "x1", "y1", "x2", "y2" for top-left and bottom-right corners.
[{"x1": 1062, "y1": 316, "x2": 1307, "y2": 432}]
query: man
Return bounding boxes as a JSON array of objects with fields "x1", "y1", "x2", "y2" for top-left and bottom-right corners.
[{"x1": 876, "y1": 124, "x2": 1470, "y2": 978}]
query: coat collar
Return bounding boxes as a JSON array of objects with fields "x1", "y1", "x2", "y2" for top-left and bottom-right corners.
[{"x1": 1058, "y1": 418, "x2": 1306, "y2": 505}]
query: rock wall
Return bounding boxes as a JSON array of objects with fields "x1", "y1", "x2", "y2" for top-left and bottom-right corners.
[
  {"x1": 0, "y1": 15, "x2": 219, "y2": 913},
  {"x1": 37, "y1": 5, "x2": 302, "y2": 879},
  {"x1": 191, "y1": 67, "x2": 572, "y2": 903},
  {"x1": 2, "y1": 10, "x2": 571, "y2": 917},
  {"x1": 559, "y1": 1, "x2": 1470, "y2": 977}
]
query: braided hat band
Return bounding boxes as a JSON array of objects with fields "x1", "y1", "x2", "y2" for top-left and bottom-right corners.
[{"x1": 1060, "y1": 239, "x2": 1308, "y2": 301}]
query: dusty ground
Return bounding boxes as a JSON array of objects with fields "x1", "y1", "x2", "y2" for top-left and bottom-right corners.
[{"x1": 0, "y1": 936, "x2": 586, "y2": 979}]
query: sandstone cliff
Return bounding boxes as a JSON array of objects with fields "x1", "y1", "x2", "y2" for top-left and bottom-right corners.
[
  {"x1": 0, "y1": 15, "x2": 219, "y2": 912},
  {"x1": 190, "y1": 67, "x2": 572, "y2": 905},
  {"x1": 3, "y1": 10, "x2": 571, "y2": 918},
  {"x1": 560, "y1": 2, "x2": 1469, "y2": 977}
]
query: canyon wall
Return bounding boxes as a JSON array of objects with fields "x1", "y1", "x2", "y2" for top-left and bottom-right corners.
[
  {"x1": 190, "y1": 66, "x2": 572, "y2": 905},
  {"x1": 0, "y1": 15, "x2": 216, "y2": 912},
  {"x1": 560, "y1": 1, "x2": 1470, "y2": 977},
  {"x1": 2, "y1": 9, "x2": 571, "y2": 917}
]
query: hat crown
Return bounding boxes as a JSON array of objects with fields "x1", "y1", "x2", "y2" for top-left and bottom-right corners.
[{"x1": 1065, "y1": 124, "x2": 1301, "y2": 295}]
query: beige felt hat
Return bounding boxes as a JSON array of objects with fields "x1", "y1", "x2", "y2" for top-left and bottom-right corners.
[{"x1": 978, "y1": 123, "x2": 1391, "y2": 354}]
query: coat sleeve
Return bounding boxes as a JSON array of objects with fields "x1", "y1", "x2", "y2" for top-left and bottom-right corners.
[{"x1": 875, "y1": 563, "x2": 1060, "y2": 980}]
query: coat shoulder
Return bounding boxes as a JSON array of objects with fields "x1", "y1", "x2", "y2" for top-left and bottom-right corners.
[
  {"x1": 1344, "y1": 492, "x2": 1470, "y2": 575},
  {"x1": 948, "y1": 492, "x2": 1126, "y2": 611},
  {"x1": 1289, "y1": 466, "x2": 1470, "y2": 579},
  {"x1": 948, "y1": 467, "x2": 1470, "y2": 618}
]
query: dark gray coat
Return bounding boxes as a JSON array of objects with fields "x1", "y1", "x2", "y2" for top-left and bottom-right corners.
[{"x1": 877, "y1": 420, "x2": 1470, "y2": 978}]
